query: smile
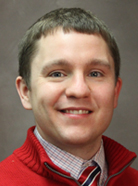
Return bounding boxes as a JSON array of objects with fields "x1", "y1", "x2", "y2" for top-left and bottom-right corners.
[{"x1": 61, "y1": 110, "x2": 91, "y2": 114}]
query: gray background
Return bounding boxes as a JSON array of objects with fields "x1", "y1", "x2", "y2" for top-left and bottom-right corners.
[{"x1": 0, "y1": 0, "x2": 138, "y2": 170}]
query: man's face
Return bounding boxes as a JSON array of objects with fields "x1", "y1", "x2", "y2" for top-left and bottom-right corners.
[{"x1": 17, "y1": 30, "x2": 122, "y2": 152}]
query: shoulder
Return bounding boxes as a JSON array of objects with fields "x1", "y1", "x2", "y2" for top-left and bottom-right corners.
[
  {"x1": 125, "y1": 167, "x2": 138, "y2": 177},
  {"x1": 0, "y1": 153, "x2": 23, "y2": 175},
  {"x1": 119, "y1": 167, "x2": 138, "y2": 185},
  {"x1": 0, "y1": 153, "x2": 31, "y2": 185},
  {"x1": 0, "y1": 153, "x2": 38, "y2": 186},
  {"x1": 0, "y1": 154, "x2": 15, "y2": 168},
  {"x1": 0, "y1": 154, "x2": 17, "y2": 184}
]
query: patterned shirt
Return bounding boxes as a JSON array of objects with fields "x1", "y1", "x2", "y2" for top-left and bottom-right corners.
[{"x1": 34, "y1": 127, "x2": 108, "y2": 186}]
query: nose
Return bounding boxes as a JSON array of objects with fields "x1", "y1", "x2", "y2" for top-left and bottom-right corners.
[{"x1": 65, "y1": 73, "x2": 91, "y2": 98}]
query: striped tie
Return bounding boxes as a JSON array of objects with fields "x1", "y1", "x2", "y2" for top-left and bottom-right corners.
[{"x1": 78, "y1": 166, "x2": 101, "y2": 186}]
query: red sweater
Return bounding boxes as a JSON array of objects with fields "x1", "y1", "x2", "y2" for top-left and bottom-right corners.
[{"x1": 0, "y1": 126, "x2": 138, "y2": 186}]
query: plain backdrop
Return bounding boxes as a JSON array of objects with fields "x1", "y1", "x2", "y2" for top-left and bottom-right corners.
[{"x1": 0, "y1": 0, "x2": 138, "y2": 170}]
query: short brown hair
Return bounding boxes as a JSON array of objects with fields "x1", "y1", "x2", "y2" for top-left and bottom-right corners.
[{"x1": 18, "y1": 8, "x2": 120, "y2": 89}]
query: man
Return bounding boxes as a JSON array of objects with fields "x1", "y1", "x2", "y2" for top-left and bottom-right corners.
[{"x1": 0, "y1": 8, "x2": 137, "y2": 186}]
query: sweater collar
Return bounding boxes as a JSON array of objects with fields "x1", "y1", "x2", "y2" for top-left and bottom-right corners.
[
  {"x1": 103, "y1": 135, "x2": 136, "y2": 176},
  {"x1": 14, "y1": 126, "x2": 69, "y2": 178},
  {"x1": 14, "y1": 126, "x2": 137, "y2": 179}
]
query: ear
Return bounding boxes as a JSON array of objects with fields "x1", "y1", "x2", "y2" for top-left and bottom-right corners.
[
  {"x1": 114, "y1": 77, "x2": 122, "y2": 108},
  {"x1": 16, "y1": 76, "x2": 32, "y2": 110}
]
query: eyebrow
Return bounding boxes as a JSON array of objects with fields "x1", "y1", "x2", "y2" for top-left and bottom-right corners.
[
  {"x1": 87, "y1": 59, "x2": 111, "y2": 69},
  {"x1": 41, "y1": 58, "x2": 111, "y2": 74},
  {"x1": 41, "y1": 59, "x2": 72, "y2": 74}
]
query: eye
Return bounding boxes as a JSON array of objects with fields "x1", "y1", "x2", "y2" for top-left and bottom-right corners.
[
  {"x1": 49, "y1": 71, "x2": 64, "y2": 77},
  {"x1": 89, "y1": 71, "x2": 102, "y2": 77}
]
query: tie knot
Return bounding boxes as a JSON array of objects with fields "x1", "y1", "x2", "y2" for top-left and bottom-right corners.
[{"x1": 78, "y1": 166, "x2": 101, "y2": 186}]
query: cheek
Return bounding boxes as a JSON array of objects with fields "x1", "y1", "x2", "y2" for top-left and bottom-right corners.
[
  {"x1": 40, "y1": 83, "x2": 65, "y2": 107},
  {"x1": 95, "y1": 85, "x2": 116, "y2": 107}
]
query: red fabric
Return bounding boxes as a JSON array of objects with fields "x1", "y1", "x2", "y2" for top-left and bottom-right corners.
[{"x1": 0, "y1": 126, "x2": 138, "y2": 186}]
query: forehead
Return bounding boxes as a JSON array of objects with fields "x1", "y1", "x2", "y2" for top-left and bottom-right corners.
[{"x1": 32, "y1": 30, "x2": 114, "y2": 70}]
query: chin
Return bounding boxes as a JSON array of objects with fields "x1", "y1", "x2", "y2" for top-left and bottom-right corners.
[{"x1": 61, "y1": 134, "x2": 94, "y2": 146}]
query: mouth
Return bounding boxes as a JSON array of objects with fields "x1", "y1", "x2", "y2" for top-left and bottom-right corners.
[{"x1": 60, "y1": 109, "x2": 92, "y2": 115}]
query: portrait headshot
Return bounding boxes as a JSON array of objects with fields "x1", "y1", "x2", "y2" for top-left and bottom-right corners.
[{"x1": 0, "y1": 1, "x2": 138, "y2": 186}]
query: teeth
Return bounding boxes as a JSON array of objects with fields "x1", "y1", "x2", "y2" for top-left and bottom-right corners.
[{"x1": 64, "y1": 110, "x2": 89, "y2": 114}]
